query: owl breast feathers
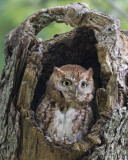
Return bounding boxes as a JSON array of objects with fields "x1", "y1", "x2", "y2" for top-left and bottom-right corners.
[{"x1": 35, "y1": 64, "x2": 94, "y2": 144}]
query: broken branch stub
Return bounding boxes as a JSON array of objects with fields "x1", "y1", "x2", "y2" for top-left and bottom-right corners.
[{"x1": 0, "y1": 3, "x2": 128, "y2": 160}]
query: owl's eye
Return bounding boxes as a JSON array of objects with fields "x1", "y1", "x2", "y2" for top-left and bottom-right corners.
[
  {"x1": 81, "y1": 81, "x2": 87, "y2": 87},
  {"x1": 62, "y1": 80, "x2": 72, "y2": 86}
]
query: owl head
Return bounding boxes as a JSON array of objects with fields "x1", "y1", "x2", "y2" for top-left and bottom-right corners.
[{"x1": 46, "y1": 64, "x2": 94, "y2": 105}]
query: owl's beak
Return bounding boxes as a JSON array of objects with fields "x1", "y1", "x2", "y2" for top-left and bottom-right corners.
[{"x1": 75, "y1": 89, "x2": 78, "y2": 97}]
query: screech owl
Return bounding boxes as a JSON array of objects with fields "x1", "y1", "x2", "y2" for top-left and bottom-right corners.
[{"x1": 35, "y1": 64, "x2": 94, "y2": 144}]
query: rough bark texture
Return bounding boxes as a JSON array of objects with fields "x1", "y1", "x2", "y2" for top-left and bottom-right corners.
[{"x1": 0, "y1": 3, "x2": 128, "y2": 160}]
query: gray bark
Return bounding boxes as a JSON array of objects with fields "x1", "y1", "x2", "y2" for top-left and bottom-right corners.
[{"x1": 0, "y1": 3, "x2": 128, "y2": 160}]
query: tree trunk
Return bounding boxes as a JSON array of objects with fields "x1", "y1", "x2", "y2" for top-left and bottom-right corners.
[{"x1": 0, "y1": 3, "x2": 128, "y2": 160}]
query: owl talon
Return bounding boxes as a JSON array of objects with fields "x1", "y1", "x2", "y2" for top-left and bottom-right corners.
[
  {"x1": 45, "y1": 135, "x2": 60, "y2": 143},
  {"x1": 63, "y1": 136, "x2": 67, "y2": 145},
  {"x1": 53, "y1": 134, "x2": 56, "y2": 142},
  {"x1": 45, "y1": 136, "x2": 52, "y2": 142},
  {"x1": 61, "y1": 136, "x2": 73, "y2": 145},
  {"x1": 63, "y1": 140, "x2": 73, "y2": 145},
  {"x1": 53, "y1": 134, "x2": 61, "y2": 143}
]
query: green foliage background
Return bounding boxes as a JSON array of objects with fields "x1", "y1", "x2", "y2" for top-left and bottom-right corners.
[{"x1": 0, "y1": 0, "x2": 128, "y2": 74}]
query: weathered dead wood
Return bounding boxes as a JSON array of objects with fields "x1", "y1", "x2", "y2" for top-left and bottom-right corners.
[{"x1": 0, "y1": 3, "x2": 128, "y2": 160}]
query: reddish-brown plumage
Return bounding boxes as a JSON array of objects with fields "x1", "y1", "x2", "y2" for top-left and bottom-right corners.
[{"x1": 35, "y1": 64, "x2": 94, "y2": 143}]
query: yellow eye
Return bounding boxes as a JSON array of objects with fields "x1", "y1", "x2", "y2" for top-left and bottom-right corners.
[
  {"x1": 62, "y1": 80, "x2": 72, "y2": 86},
  {"x1": 81, "y1": 81, "x2": 87, "y2": 87}
]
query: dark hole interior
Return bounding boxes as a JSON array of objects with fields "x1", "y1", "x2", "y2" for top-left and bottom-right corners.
[
  {"x1": 125, "y1": 72, "x2": 128, "y2": 86},
  {"x1": 124, "y1": 72, "x2": 128, "y2": 106},
  {"x1": 31, "y1": 27, "x2": 102, "y2": 120}
]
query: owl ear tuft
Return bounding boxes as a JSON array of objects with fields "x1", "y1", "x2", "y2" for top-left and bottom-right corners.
[
  {"x1": 87, "y1": 68, "x2": 93, "y2": 79},
  {"x1": 54, "y1": 67, "x2": 60, "y2": 72},
  {"x1": 88, "y1": 68, "x2": 93, "y2": 75},
  {"x1": 54, "y1": 67, "x2": 65, "y2": 75}
]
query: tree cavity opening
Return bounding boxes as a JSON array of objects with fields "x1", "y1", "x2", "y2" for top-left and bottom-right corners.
[{"x1": 32, "y1": 27, "x2": 102, "y2": 120}]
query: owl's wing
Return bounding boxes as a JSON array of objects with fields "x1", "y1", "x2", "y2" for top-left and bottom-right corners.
[
  {"x1": 82, "y1": 105, "x2": 94, "y2": 134},
  {"x1": 35, "y1": 96, "x2": 54, "y2": 131}
]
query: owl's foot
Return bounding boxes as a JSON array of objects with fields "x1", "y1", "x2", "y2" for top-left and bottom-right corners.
[
  {"x1": 45, "y1": 136, "x2": 53, "y2": 142},
  {"x1": 53, "y1": 134, "x2": 61, "y2": 142},
  {"x1": 62, "y1": 136, "x2": 74, "y2": 145},
  {"x1": 45, "y1": 135, "x2": 75, "y2": 145},
  {"x1": 45, "y1": 134, "x2": 62, "y2": 143}
]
